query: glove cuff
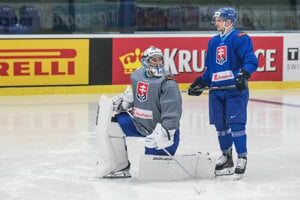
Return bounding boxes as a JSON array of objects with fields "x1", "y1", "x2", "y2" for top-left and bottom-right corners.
[
  {"x1": 191, "y1": 76, "x2": 205, "y2": 88},
  {"x1": 240, "y1": 69, "x2": 251, "y2": 80},
  {"x1": 154, "y1": 123, "x2": 175, "y2": 139},
  {"x1": 161, "y1": 125, "x2": 175, "y2": 140},
  {"x1": 165, "y1": 129, "x2": 176, "y2": 139}
]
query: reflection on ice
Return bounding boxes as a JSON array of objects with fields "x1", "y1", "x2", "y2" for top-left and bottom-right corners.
[{"x1": 0, "y1": 90, "x2": 300, "y2": 200}]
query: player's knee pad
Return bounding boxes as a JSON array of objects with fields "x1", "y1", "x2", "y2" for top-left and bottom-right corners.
[
  {"x1": 215, "y1": 124, "x2": 231, "y2": 138},
  {"x1": 95, "y1": 95, "x2": 129, "y2": 178},
  {"x1": 230, "y1": 123, "x2": 245, "y2": 132},
  {"x1": 215, "y1": 124, "x2": 230, "y2": 132},
  {"x1": 214, "y1": 124, "x2": 232, "y2": 153}
]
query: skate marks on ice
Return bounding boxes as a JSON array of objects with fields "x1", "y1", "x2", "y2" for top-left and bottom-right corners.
[
  {"x1": 94, "y1": 178, "x2": 210, "y2": 200},
  {"x1": 0, "y1": 132, "x2": 99, "y2": 200},
  {"x1": 94, "y1": 176, "x2": 267, "y2": 200},
  {"x1": 215, "y1": 173, "x2": 245, "y2": 181}
]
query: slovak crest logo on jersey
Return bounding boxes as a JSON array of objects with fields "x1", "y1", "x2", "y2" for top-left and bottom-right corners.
[
  {"x1": 216, "y1": 45, "x2": 227, "y2": 65},
  {"x1": 136, "y1": 81, "x2": 149, "y2": 102}
]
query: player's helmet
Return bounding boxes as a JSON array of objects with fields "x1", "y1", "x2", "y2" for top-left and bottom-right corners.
[
  {"x1": 141, "y1": 46, "x2": 164, "y2": 77},
  {"x1": 212, "y1": 7, "x2": 237, "y2": 24}
]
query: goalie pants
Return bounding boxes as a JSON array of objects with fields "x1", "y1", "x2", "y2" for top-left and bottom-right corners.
[{"x1": 115, "y1": 112, "x2": 180, "y2": 156}]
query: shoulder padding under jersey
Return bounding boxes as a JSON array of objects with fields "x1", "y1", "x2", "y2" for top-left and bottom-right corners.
[
  {"x1": 238, "y1": 32, "x2": 248, "y2": 37},
  {"x1": 165, "y1": 75, "x2": 176, "y2": 81}
]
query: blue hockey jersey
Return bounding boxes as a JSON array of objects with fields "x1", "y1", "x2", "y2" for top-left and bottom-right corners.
[{"x1": 202, "y1": 29, "x2": 258, "y2": 87}]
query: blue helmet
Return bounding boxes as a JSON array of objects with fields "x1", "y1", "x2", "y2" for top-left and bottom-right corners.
[{"x1": 213, "y1": 7, "x2": 237, "y2": 24}]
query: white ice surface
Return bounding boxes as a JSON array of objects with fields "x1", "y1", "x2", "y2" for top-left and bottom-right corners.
[{"x1": 0, "y1": 90, "x2": 300, "y2": 200}]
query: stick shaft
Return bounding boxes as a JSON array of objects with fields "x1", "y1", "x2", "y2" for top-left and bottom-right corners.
[
  {"x1": 126, "y1": 110, "x2": 150, "y2": 134},
  {"x1": 182, "y1": 84, "x2": 236, "y2": 93}
]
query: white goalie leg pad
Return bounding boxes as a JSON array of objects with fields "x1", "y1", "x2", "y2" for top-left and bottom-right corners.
[
  {"x1": 195, "y1": 153, "x2": 216, "y2": 179},
  {"x1": 95, "y1": 95, "x2": 129, "y2": 178},
  {"x1": 138, "y1": 152, "x2": 215, "y2": 181}
]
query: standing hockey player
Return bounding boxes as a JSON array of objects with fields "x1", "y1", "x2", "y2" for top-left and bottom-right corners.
[
  {"x1": 96, "y1": 46, "x2": 182, "y2": 178},
  {"x1": 188, "y1": 7, "x2": 258, "y2": 176}
]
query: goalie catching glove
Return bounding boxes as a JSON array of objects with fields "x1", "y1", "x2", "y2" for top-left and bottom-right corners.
[
  {"x1": 112, "y1": 86, "x2": 133, "y2": 113},
  {"x1": 145, "y1": 123, "x2": 175, "y2": 149}
]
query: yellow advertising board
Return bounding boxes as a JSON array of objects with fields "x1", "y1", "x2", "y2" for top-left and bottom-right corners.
[{"x1": 0, "y1": 39, "x2": 89, "y2": 86}]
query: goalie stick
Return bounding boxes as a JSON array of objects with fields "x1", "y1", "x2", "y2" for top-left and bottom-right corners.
[
  {"x1": 182, "y1": 84, "x2": 236, "y2": 93},
  {"x1": 126, "y1": 110, "x2": 205, "y2": 195}
]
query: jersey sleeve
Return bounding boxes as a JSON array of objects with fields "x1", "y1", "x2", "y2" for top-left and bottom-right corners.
[
  {"x1": 159, "y1": 79, "x2": 182, "y2": 130},
  {"x1": 202, "y1": 41, "x2": 212, "y2": 86},
  {"x1": 233, "y1": 34, "x2": 258, "y2": 75}
]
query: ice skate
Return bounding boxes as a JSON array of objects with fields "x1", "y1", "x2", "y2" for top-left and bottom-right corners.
[
  {"x1": 235, "y1": 157, "x2": 247, "y2": 175},
  {"x1": 215, "y1": 153, "x2": 234, "y2": 176},
  {"x1": 103, "y1": 162, "x2": 131, "y2": 178}
]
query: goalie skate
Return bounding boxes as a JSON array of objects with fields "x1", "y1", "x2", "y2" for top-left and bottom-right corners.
[{"x1": 103, "y1": 162, "x2": 131, "y2": 178}]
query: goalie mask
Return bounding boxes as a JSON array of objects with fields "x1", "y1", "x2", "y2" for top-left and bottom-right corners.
[{"x1": 141, "y1": 46, "x2": 164, "y2": 77}]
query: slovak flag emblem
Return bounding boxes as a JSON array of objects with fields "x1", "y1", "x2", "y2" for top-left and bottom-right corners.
[
  {"x1": 136, "y1": 81, "x2": 149, "y2": 102},
  {"x1": 216, "y1": 46, "x2": 227, "y2": 65}
]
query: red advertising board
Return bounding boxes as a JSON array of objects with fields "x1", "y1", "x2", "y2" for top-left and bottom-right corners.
[
  {"x1": 112, "y1": 37, "x2": 209, "y2": 84},
  {"x1": 251, "y1": 36, "x2": 283, "y2": 81},
  {"x1": 112, "y1": 36, "x2": 283, "y2": 84}
]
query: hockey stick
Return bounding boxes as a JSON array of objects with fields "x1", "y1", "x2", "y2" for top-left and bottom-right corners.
[
  {"x1": 182, "y1": 84, "x2": 236, "y2": 93},
  {"x1": 126, "y1": 110, "x2": 204, "y2": 195}
]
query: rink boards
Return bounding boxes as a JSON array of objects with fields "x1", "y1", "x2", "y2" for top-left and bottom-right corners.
[{"x1": 0, "y1": 33, "x2": 299, "y2": 95}]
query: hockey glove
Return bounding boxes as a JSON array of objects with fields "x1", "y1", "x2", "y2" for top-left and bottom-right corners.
[
  {"x1": 112, "y1": 86, "x2": 133, "y2": 113},
  {"x1": 188, "y1": 76, "x2": 207, "y2": 96},
  {"x1": 145, "y1": 123, "x2": 175, "y2": 149},
  {"x1": 235, "y1": 69, "x2": 251, "y2": 92}
]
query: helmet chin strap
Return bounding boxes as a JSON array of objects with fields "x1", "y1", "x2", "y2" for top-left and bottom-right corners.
[{"x1": 220, "y1": 22, "x2": 233, "y2": 37}]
